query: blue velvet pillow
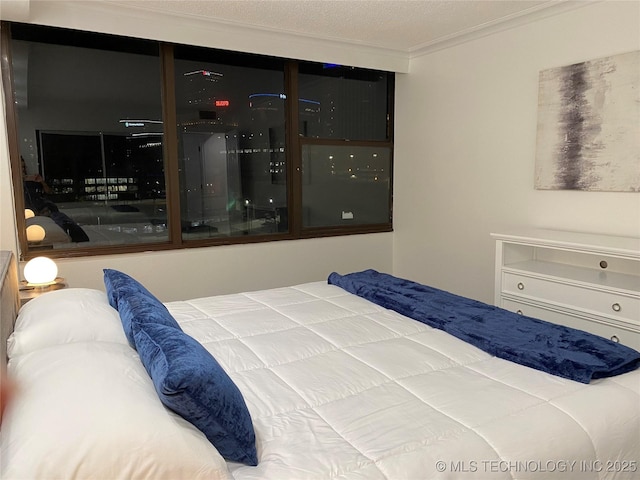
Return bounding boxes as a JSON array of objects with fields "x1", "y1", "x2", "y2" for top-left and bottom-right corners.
[
  {"x1": 103, "y1": 269, "x2": 182, "y2": 346},
  {"x1": 133, "y1": 322, "x2": 258, "y2": 466},
  {"x1": 103, "y1": 269, "x2": 157, "y2": 310}
]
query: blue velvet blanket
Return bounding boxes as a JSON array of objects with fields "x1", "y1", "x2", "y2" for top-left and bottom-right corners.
[{"x1": 328, "y1": 269, "x2": 640, "y2": 383}]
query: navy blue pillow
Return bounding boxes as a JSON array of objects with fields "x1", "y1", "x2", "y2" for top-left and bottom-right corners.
[
  {"x1": 103, "y1": 269, "x2": 158, "y2": 310},
  {"x1": 103, "y1": 269, "x2": 182, "y2": 346},
  {"x1": 133, "y1": 322, "x2": 258, "y2": 466}
]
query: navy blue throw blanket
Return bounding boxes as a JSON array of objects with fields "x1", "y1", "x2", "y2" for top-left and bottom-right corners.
[{"x1": 328, "y1": 269, "x2": 640, "y2": 383}]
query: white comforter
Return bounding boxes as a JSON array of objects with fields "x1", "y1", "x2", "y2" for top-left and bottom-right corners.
[
  {"x1": 3, "y1": 283, "x2": 639, "y2": 479},
  {"x1": 167, "y1": 282, "x2": 640, "y2": 480}
]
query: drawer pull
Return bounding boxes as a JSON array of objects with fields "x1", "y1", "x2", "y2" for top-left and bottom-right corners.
[
  {"x1": 516, "y1": 309, "x2": 523, "y2": 315},
  {"x1": 610, "y1": 335, "x2": 620, "y2": 343},
  {"x1": 612, "y1": 303, "x2": 621, "y2": 312},
  {"x1": 517, "y1": 282, "x2": 525, "y2": 290}
]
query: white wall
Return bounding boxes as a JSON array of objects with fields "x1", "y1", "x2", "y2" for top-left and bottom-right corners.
[
  {"x1": 44, "y1": 234, "x2": 393, "y2": 302},
  {"x1": 394, "y1": 0, "x2": 640, "y2": 304}
]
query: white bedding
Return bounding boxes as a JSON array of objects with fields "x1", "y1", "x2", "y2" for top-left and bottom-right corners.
[{"x1": 2, "y1": 283, "x2": 639, "y2": 479}]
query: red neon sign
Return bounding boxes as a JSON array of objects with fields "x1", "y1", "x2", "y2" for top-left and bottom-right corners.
[{"x1": 215, "y1": 100, "x2": 230, "y2": 107}]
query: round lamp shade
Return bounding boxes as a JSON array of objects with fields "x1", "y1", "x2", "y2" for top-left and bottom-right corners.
[
  {"x1": 24, "y1": 257, "x2": 58, "y2": 285},
  {"x1": 24, "y1": 208, "x2": 35, "y2": 219},
  {"x1": 26, "y1": 224, "x2": 46, "y2": 243}
]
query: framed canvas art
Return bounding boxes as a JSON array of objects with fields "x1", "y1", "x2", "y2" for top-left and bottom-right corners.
[{"x1": 535, "y1": 50, "x2": 639, "y2": 192}]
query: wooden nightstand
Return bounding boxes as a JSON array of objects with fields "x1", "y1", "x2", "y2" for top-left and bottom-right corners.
[{"x1": 19, "y1": 277, "x2": 67, "y2": 307}]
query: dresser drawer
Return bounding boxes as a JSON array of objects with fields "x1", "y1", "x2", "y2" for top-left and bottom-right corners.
[
  {"x1": 502, "y1": 272, "x2": 640, "y2": 324},
  {"x1": 501, "y1": 298, "x2": 640, "y2": 351}
]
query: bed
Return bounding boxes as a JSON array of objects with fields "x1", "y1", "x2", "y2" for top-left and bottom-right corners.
[{"x1": 1, "y1": 253, "x2": 639, "y2": 479}]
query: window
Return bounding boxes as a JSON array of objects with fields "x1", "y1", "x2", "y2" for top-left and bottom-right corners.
[
  {"x1": 298, "y1": 64, "x2": 393, "y2": 229},
  {"x1": 3, "y1": 22, "x2": 393, "y2": 258},
  {"x1": 298, "y1": 63, "x2": 390, "y2": 141},
  {"x1": 8, "y1": 24, "x2": 168, "y2": 252},
  {"x1": 301, "y1": 145, "x2": 392, "y2": 228},
  {"x1": 173, "y1": 46, "x2": 287, "y2": 238}
]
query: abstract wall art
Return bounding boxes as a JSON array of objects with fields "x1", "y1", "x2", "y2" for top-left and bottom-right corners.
[{"x1": 535, "y1": 50, "x2": 639, "y2": 192}]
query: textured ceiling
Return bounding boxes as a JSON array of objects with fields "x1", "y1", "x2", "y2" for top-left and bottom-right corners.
[{"x1": 104, "y1": 0, "x2": 559, "y2": 52}]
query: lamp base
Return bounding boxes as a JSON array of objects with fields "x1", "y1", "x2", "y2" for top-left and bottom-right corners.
[
  {"x1": 19, "y1": 277, "x2": 67, "y2": 291},
  {"x1": 19, "y1": 277, "x2": 67, "y2": 306}
]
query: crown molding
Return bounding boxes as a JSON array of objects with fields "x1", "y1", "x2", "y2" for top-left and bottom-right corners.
[{"x1": 409, "y1": 0, "x2": 599, "y2": 58}]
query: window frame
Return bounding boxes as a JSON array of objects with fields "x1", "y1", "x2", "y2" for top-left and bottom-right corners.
[{"x1": 1, "y1": 22, "x2": 394, "y2": 260}]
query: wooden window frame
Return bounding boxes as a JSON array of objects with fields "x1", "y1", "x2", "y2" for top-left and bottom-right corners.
[{"x1": 1, "y1": 22, "x2": 394, "y2": 260}]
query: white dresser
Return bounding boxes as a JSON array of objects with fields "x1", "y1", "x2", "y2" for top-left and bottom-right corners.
[{"x1": 491, "y1": 229, "x2": 640, "y2": 350}]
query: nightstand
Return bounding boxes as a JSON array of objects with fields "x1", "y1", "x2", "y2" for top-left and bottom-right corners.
[{"x1": 19, "y1": 277, "x2": 67, "y2": 307}]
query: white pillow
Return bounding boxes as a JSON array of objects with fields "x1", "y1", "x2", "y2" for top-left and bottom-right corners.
[
  {"x1": 1, "y1": 342, "x2": 232, "y2": 480},
  {"x1": 8, "y1": 288, "x2": 129, "y2": 357}
]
